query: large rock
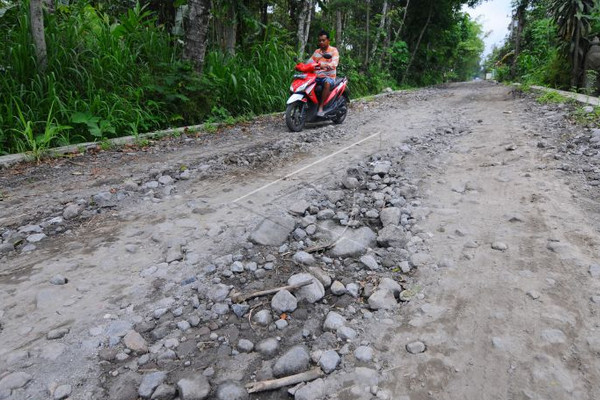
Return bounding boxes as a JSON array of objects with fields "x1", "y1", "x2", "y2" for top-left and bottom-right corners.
[
  {"x1": 294, "y1": 378, "x2": 326, "y2": 400},
  {"x1": 377, "y1": 225, "x2": 408, "y2": 248},
  {"x1": 380, "y1": 207, "x2": 401, "y2": 226},
  {"x1": 139, "y1": 372, "x2": 167, "y2": 398},
  {"x1": 330, "y1": 227, "x2": 377, "y2": 258},
  {"x1": 323, "y1": 311, "x2": 346, "y2": 331},
  {"x1": 287, "y1": 274, "x2": 325, "y2": 303},
  {"x1": 215, "y1": 381, "x2": 249, "y2": 400},
  {"x1": 273, "y1": 345, "x2": 310, "y2": 377},
  {"x1": 368, "y1": 289, "x2": 397, "y2": 310},
  {"x1": 249, "y1": 215, "x2": 296, "y2": 246},
  {"x1": 373, "y1": 161, "x2": 391, "y2": 175},
  {"x1": 206, "y1": 284, "x2": 230, "y2": 302},
  {"x1": 177, "y1": 376, "x2": 211, "y2": 400},
  {"x1": 318, "y1": 351, "x2": 340, "y2": 374},
  {"x1": 256, "y1": 338, "x2": 279, "y2": 357},
  {"x1": 271, "y1": 290, "x2": 298, "y2": 314},
  {"x1": 378, "y1": 278, "x2": 402, "y2": 297},
  {"x1": 109, "y1": 371, "x2": 142, "y2": 400},
  {"x1": 0, "y1": 372, "x2": 32, "y2": 393},
  {"x1": 359, "y1": 254, "x2": 380, "y2": 270},
  {"x1": 123, "y1": 330, "x2": 148, "y2": 353},
  {"x1": 292, "y1": 251, "x2": 315, "y2": 266}
]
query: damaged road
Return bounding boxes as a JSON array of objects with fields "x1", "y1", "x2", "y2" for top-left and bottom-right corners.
[{"x1": 1, "y1": 82, "x2": 600, "y2": 400}]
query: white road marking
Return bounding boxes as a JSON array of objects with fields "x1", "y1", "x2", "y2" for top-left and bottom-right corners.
[{"x1": 232, "y1": 131, "x2": 382, "y2": 203}]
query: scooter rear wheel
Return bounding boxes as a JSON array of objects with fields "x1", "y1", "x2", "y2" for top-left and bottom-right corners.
[
  {"x1": 331, "y1": 95, "x2": 348, "y2": 125},
  {"x1": 285, "y1": 101, "x2": 306, "y2": 132}
]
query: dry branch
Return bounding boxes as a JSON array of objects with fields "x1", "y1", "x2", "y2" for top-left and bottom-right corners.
[
  {"x1": 232, "y1": 279, "x2": 313, "y2": 303},
  {"x1": 246, "y1": 368, "x2": 324, "y2": 393}
]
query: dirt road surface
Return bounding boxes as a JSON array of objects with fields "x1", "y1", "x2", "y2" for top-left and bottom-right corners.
[{"x1": 1, "y1": 82, "x2": 599, "y2": 400}]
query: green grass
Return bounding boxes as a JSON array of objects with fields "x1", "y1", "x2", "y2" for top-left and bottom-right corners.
[
  {"x1": 536, "y1": 90, "x2": 568, "y2": 104},
  {"x1": 571, "y1": 106, "x2": 600, "y2": 127}
]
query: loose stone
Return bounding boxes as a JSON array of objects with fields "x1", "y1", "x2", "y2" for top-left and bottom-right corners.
[
  {"x1": 275, "y1": 319, "x2": 288, "y2": 330},
  {"x1": 53, "y1": 384, "x2": 72, "y2": 400},
  {"x1": 292, "y1": 251, "x2": 315, "y2": 265},
  {"x1": 491, "y1": 242, "x2": 508, "y2": 251},
  {"x1": 123, "y1": 330, "x2": 148, "y2": 353},
  {"x1": 237, "y1": 339, "x2": 254, "y2": 353},
  {"x1": 368, "y1": 289, "x2": 397, "y2": 310},
  {"x1": 47, "y1": 327, "x2": 70, "y2": 340},
  {"x1": 337, "y1": 326, "x2": 357, "y2": 340},
  {"x1": 323, "y1": 311, "x2": 346, "y2": 331},
  {"x1": 273, "y1": 345, "x2": 310, "y2": 377},
  {"x1": 406, "y1": 341, "x2": 426, "y2": 354},
  {"x1": 253, "y1": 310, "x2": 273, "y2": 326},
  {"x1": 50, "y1": 274, "x2": 68, "y2": 285},
  {"x1": 249, "y1": 214, "x2": 296, "y2": 246},
  {"x1": 287, "y1": 274, "x2": 325, "y2": 303},
  {"x1": 355, "y1": 346, "x2": 374, "y2": 362},
  {"x1": 360, "y1": 254, "x2": 380, "y2": 270},
  {"x1": 138, "y1": 371, "x2": 167, "y2": 398},
  {"x1": 330, "y1": 281, "x2": 346, "y2": 295},
  {"x1": 177, "y1": 376, "x2": 211, "y2": 400},
  {"x1": 256, "y1": 338, "x2": 279, "y2": 357},
  {"x1": 215, "y1": 381, "x2": 249, "y2": 400},
  {"x1": 319, "y1": 350, "x2": 340, "y2": 374},
  {"x1": 590, "y1": 264, "x2": 600, "y2": 278},
  {"x1": 346, "y1": 283, "x2": 360, "y2": 298}
]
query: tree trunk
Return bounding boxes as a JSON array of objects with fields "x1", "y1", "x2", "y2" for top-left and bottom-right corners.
[
  {"x1": 370, "y1": 0, "x2": 388, "y2": 64},
  {"x1": 402, "y1": 3, "x2": 432, "y2": 85},
  {"x1": 382, "y1": 4, "x2": 392, "y2": 55},
  {"x1": 30, "y1": 0, "x2": 47, "y2": 73},
  {"x1": 363, "y1": 0, "x2": 370, "y2": 70},
  {"x1": 225, "y1": 4, "x2": 237, "y2": 56},
  {"x1": 43, "y1": 0, "x2": 54, "y2": 14},
  {"x1": 184, "y1": 0, "x2": 211, "y2": 74},
  {"x1": 399, "y1": 0, "x2": 410, "y2": 37},
  {"x1": 303, "y1": 1, "x2": 313, "y2": 51},
  {"x1": 572, "y1": 21, "x2": 581, "y2": 88},
  {"x1": 297, "y1": 0, "x2": 313, "y2": 58},
  {"x1": 511, "y1": 1, "x2": 527, "y2": 79},
  {"x1": 335, "y1": 9, "x2": 342, "y2": 48}
]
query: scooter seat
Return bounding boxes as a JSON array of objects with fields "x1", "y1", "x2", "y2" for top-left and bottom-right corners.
[{"x1": 333, "y1": 77, "x2": 345, "y2": 88}]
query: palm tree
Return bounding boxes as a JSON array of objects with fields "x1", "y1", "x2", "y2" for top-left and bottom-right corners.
[{"x1": 550, "y1": 0, "x2": 595, "y2": 87}]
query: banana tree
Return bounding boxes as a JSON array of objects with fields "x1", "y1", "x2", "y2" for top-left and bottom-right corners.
[{"x1": 550, "y1": 0, "x2": 595, "y2": 87}]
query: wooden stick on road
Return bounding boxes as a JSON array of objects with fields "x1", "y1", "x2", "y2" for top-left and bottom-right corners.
[
  {"x1": 246, "y1": 368, "x2": 324, "y2": 393},
  {"x1": 231, "y1": 279, "x2": 314, "y2": 303}
]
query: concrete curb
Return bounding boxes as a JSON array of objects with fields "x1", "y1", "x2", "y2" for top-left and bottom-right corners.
[
  {"x1": 0, "y1": 90, "x2": 409, "y2": 170},
  {"x1": 528, "y1": 85, "x2": 600, "y2": 106}
]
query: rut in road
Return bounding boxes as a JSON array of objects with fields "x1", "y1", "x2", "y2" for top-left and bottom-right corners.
[{"x1": 0, "y1": 82, "x2": 599, "y2": 400}]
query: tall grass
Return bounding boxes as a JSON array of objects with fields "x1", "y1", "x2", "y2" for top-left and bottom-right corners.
[
  {"x1": 0, "y1": 0, "x2": 177, "y2": 154},
  {"x1": 202, "y1": 39, "x2": 296, "y2": 118}
]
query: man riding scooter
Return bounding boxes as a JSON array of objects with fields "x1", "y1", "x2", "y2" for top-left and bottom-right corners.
[{"x1": 310, "y1": 30, "x2": 339, "y2": 117}]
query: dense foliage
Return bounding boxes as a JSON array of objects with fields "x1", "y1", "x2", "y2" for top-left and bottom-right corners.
[
  {"x1": 485, "y1": 0, "x2": 600, "y2": 90},
  {"x1": 0, "y1": 0, "x2": 486, "y2": 156}
]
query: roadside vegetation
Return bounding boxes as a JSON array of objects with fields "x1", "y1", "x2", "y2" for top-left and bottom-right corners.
[
  {"x1": 485, "y1": 0, "x2": 600, "y2": 92},
  {"x1": 0, "y1": 0, "x2": 486, "y2": 156}
]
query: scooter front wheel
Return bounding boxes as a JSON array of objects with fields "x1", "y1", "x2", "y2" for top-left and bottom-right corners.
[{"x1": 285, "y1": 101, "x2": 306, "y2": 132}]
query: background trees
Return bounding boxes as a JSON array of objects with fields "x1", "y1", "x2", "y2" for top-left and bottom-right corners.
[
  {"x1": 486, "y1": 0, "x2": 600, "y2": 89},
  {"x1": 0, "y1": 0, "x2": 486, "y2": 155}
]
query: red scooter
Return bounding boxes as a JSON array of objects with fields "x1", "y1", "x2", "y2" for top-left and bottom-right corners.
[{"x1": 285, "y1": 53, "x2": 349, "y2": 132}]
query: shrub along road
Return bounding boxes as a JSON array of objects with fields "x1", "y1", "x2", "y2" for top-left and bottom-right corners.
[{"x1": 0, "y1": 82, "x2": 599, "y2": 400}]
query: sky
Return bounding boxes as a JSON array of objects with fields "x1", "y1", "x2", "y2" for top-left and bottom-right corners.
[{"x1": 462, "y1": 0, "x2": 514, "y2": 59}]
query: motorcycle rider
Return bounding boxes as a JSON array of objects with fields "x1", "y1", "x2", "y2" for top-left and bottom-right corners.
[{"x1": 310, "y1": 30, "x2": 339, "y2": 117}]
